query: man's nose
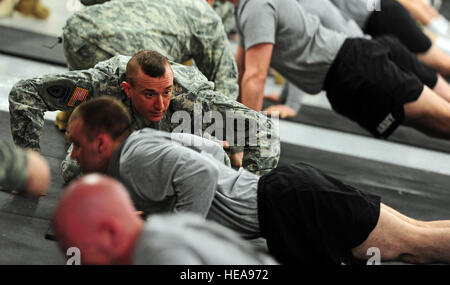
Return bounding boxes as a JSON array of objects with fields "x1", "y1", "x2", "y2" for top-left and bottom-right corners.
[{"x1": 154, "y1": 95, "x2": 164, "y2": 110}]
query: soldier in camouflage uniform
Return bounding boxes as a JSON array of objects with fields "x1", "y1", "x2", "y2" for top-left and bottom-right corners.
[
  {"x1": 64, "y1": 0, "x2": 238, "y2": 100},
  {"x1": 0, "y1": 140, "x2": 50, "y2": 196},
  {"x1": 9, "y1": 52, "x2": 280, "y2": 183}
]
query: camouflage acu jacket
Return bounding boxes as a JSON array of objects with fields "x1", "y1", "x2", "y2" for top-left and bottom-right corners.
[{"x1": 9, "y1": 55, "x2": 280, "y2": 177}]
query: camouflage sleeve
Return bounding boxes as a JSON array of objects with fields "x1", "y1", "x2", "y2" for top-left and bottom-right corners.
[
  {"x1": 170, "y1": 64, "x2": 280, "y2": 176},
  {"x1": 0, "y1": 140, "x2": 28, "y2": 191},
  {"x1": 8, "y1": 56, "x2": 126, "y2": 151},
  {"x1": 213, "y1": 0, "x2": 237, "y2": 35},
  {"x1": 61, "y1": 144, "x2": 82, "y2": 184},
  {"x1": 190, "y1": 1, "x2": 239, "y2": 101}
]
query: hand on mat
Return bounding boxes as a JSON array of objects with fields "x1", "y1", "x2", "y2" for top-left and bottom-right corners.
[
  {"x1": 264, "y1": 92, "x2": 282, "y2": 103},
  {"x1": 263, "y1": 104, "x2": 297, "y2": 119},
  {"x1": 222, "y1": 141, "x2": 243, "y2": 168}
]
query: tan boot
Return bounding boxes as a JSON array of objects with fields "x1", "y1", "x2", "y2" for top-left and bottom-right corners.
[
  {"x1": 54, "y1": 110, "x2": 73, "y2": 132},
  {"x1": 15, "y1": 0, "x2": 50, "y2": 20},
  {"x1": 182, "y1": 59, "x2": 193, "y2": 66},
  {"x1": 0, "y1": 0, "x2": 15, "y2": 18}
]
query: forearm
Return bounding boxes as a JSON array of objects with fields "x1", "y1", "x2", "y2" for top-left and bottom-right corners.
[
  {"x1": 9, "y1": 79, "x2": 49, "y2": 151},
  {"x1": 240, "y1": 71, "x2": 266, "y2": 111}
]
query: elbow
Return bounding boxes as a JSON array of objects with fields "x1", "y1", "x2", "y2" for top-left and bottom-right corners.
[
  {"x1": 8, "y1": 79, "x2": 37, "y2": 111},
  {"x1": 244, "y1": 71, "x2": 267, "y2": 88}
]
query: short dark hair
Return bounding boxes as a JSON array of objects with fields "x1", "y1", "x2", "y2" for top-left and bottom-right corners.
[
  {"x1": 126, "y1": 50, "x2": 171, "y2": 86},
  {"x1": 69, "y1": 96, "x2": 132, "y2": 142}
]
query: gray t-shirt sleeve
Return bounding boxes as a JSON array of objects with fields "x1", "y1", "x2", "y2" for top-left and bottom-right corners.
[
  {"x1": 121, "y1": 141, "x2": 219, "y2": 217},
  {"x1": 169, "y1": 132, "x2": 226, "y2": 164},
  {"x1": 238, "y1": 0, "x2": 276, "y2": 50},
  {"x1": 133, "y1": 214, "x2": 278, "y2": 265}
]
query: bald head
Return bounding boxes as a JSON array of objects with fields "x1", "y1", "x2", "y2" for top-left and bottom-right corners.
[{"x1": 54, "y1": 174, "x2": 143, "y2": 265}]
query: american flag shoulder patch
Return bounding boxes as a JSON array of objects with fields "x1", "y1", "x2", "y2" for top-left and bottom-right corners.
[{"x1": 67, "y1": 87, "x2": 89, "y2": 107}]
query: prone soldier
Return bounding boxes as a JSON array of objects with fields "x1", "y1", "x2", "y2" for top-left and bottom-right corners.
[{"x1": 9, "y1": 51, "x2": 280, "y2": 183}]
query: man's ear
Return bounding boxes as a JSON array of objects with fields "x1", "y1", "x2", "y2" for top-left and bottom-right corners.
[
  {"x1": 96, "y1": 134, "x2": 113, "y2": 154},
  {"x1": 97, "y1": 220, "x2": 119, "y2": 256},
  {"x1": 122, "y1": 81, "x2": 132, "y2": 98}
]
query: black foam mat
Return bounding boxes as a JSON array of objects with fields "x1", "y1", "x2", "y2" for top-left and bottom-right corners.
[
  {"x1": 1, "y1": 109, "x2": 449, "y2": 264},
  {"x1": 0, "y1": 211, "x2": 65, "y2": 264},
  {"x1": 0, "y1": 25, "x2": 66, "y2": 67},
  {"x1": 264, "y1": 100, "x2": 450, "y2": 154}
]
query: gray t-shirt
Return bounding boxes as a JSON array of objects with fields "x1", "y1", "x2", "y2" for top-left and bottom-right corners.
[
  {"x1": 330, "y1": 0, "x2": 373, "y2": 29},
  {"x1": 298, "y1": 0, "x2": 366, "y2": 38},
  {"x1": 107, "y1": 129, "x2": 261, "y2": 239},
  {"x1": 236, "y1": 0, "x2": 347, "y2": 94},
  {"x1": 133, "y1": 214, "x2": 277, "y2": 265}
]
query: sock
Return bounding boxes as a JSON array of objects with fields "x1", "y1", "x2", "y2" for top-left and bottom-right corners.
[
  {"x1": 436, "y1": 37, "x2": 450, "y2": 55},
  {"x1": 428, "y1": 16, "x2": 449, "y2": 37}
]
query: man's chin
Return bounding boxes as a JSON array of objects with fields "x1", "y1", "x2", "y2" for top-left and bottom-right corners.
[{"x1": 147, "y1": 115, "x2": 163, "y2": 122}]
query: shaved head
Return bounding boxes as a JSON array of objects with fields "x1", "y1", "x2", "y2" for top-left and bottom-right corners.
[{"x1": 54, "y1": 174, "x2": 143, "y2": 265}]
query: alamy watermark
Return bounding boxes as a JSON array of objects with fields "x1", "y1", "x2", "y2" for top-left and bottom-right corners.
[
  {"x1": 169, "y1": 103, "x2": 279, "y2": 158},
  {"x1": 66, "y1": 247, "x2": 81, "y2": 265},
  {"x1": 367, "y1": 0, "x2": 381, "y2": 11}
]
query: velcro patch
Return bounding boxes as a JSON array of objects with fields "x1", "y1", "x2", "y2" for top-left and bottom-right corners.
[
  {"x1": 47, "y1": 85, "x2": 69, "y2": 98},
  {"x1": 67, "y1": 87, "x2": 89, "y2": 107}
]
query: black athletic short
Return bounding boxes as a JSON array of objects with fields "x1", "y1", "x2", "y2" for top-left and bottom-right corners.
[
  {"x1": 257, "y1": 163, "x2": 380, "y2": 265},
  {"x1": 324, "y1": 36, "x2": 437, "y2": 138},
  {"x1": 364, "y1": 0, "x2": 432, "y2": 54}
]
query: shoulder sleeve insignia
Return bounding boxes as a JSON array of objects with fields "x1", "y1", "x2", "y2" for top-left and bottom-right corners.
[
  {"x1": 67, "y1": 87, "x2": 89, "y2": 107},
  {"x1": 47, "y1": 85, "x2": 70, "y2": 98}
]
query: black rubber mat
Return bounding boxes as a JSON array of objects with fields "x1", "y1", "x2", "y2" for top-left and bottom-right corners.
[
  {"x1": 0, "y1": 211, "x2": 65, "y2": 264},
  {"x1": 0, "y1": 111, "x2": 66, "y2": 264},
  {"x1": 0, "y1": 25, "x2": 66, "y2": 67},
  {"x1": 264, "y1": 100, "x2": 450, "y2": 154},
  {"x1": 1, "y1": 109, "x2": 450, "y2": 264}
]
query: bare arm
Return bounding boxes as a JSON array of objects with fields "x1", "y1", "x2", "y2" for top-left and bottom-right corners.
[
  {"x1": 240, "y1": 43, "x2": 273, "y2": 111},
  {"x1": 235, "y1": 45, "x2": 246, "y2": 102}
]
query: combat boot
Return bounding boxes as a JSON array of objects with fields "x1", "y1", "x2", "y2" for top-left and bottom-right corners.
[{"x1": 54, "y1": 110, "x2": 73, "y2": 132}]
